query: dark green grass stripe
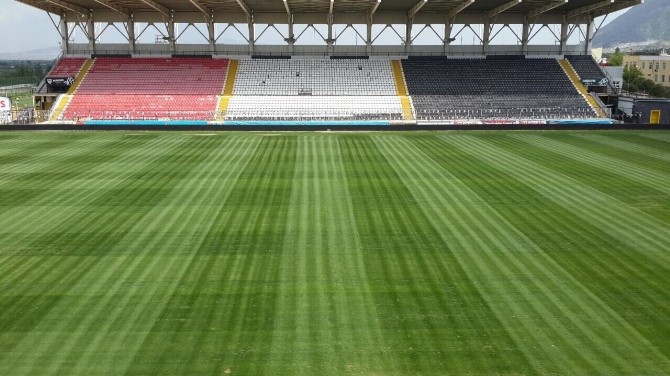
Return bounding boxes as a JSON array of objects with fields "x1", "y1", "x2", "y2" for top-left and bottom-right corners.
[
  {"x1": 0, "y1": 134, "x2": 99, "y2": 168},
  {"x1": 481, "y1": 134, "x2": 670, "y2": 226},
  {"x1": 0, "y1": 135, "x2": 191, "y2": 299},
  {"x1": 375, "y1": 135, "x2": 599, "y2": 373},
  {"x1": 438, "y1": 134, "x2": 670, "y2": 372},
  {"x1": 638, "y1": 132, "x2": 670, "y2": 143},
  {"x1": 0, "y1": 134, "x2": 184, "y2": 316},
  {"x1": 123, "y1": 136, "x2": 296, "y2": 375},
  {"x1": 0, "y1": 136, "x2": 218, "y2": 374},
  {"x1": 86, "y1": 135, "x2": 265, "y2": 374},
  {"x1": 446, "y1": 134, "x2": 670, "y2": 267},
  {"x1": 574, "y1": 133, "x2": 670, "y2": 164},
  {"x1": 410, "y1": 134, "x2": 670, "y2": 359},
  {"x1": 378, "y1": 134, "x2": 669, "y2": 374},
  {"x1": 341, "y1": 135, "x2": 524, "y2": 374},
  {"x1": 510, "y1": 133, "x2": 670, "y2": 195},
  {"x1": 268, "y1": 135, "x2": 390, "y2": 374},
  {"x1": 1, "y1": 137, "x2": 223, "y2": 372},
  {"x1": 202, "y1": 136, "x2": 296, "y2": 375}
]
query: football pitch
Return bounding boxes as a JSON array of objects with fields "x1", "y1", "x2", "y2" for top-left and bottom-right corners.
[{"x1": 1, "y1": 130, "x2": 669, "y2": 375}]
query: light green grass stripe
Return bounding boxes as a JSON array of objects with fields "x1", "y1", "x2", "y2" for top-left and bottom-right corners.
[
  {"x1": 412, "y1": 134, "x2": 670, "y2": 356},
  {"x1": 269, "y1": 135, "x2": 387, "y2": 374},
  {"x1": 372, "y1": 136, "x2": 574, "y2": 374},
  {"x1": 0, "y1": 134, "x2": 94, "y2": 171},
  {"x1": 0, "y1": 135, "x2": 170, "y2": 300},
  {"x1": 377, "y1": 134, "x2": 667, "y2": 374},
  {"x1": 573, "y1": 133, "x2": 670, "y2": 164},
  {"x1": 3, "y1": 135, "x2": 262, "y2": 375},
  {"x1": 439, "y1": 135, "x2": 670, "y2": 369},
  {"x1": 448, "y1": 134, "x2": 670, "y2": 266},
  {"x1": 207, "y1": 136, "x2": 295, "y2": 375},
  {"x1": 511, "y1": 133, "x2": 670, "y2": 195},
  {"x1": 0, "y1": 135, "x2": 187, "y2": 297},
  {"x1": 638, "y1": 132, "x2": 670, "y2": 142},
  {"x1": 1, "y1": 134, "x2": 195, "y2": 374}
]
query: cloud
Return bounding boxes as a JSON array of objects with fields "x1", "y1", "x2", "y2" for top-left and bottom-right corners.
[{"x1": 0, "y1": 2, "x2": 60, "y2": 54}]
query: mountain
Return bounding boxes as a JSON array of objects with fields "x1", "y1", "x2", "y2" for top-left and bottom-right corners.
[
  {"x1": 0, "y1": 47, "x2": 61, "y2": 61},
  {"x1": 593, "y1": 0, "x2": 670, "y2": 48}
]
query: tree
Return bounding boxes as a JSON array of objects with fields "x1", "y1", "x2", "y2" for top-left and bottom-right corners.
[
  {"x1": 608, "y1": 47, "x2": 624, "y2": 66},
  {"x1": 623, "y1": 65, "x2": 643, "y2": 81}
]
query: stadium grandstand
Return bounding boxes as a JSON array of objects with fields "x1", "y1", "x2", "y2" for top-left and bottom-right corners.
[{"x1": 19, "y1": 0, "x2": 642, "y2": 126}]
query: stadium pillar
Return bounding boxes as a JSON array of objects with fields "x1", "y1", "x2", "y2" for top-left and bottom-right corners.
[
  {"x1": 327, "y1": 14, "x2": 334, "y2": 55},
  {"x1": 287, "y1": 13, "x2": 295, "y2": 55},
  {"x1": 559, "y1": 16, "x2": 569, "y2": 55},
  {"x1": 168, "y1": 13, "x2": 176, "y2": 54},
  {"x1": 366, "y1": 17, "x2": 373, "y2": 55},
  {"x1": 87, "y1": 13, "x2": 96, "y2": 55},
  {"x1": 208, "y1": 13, "x2": 215, "y2": 54},
  {"x1": 443, "y1": 17, "x2": 454, "y2": 55},
  {"x1": 405, "y1": 19, "x2": 413, "y2": 55},
  {"x1": 521, "y1": 18, "x2": 530, "y2": 55},
  {"x1": 483, "y1": 21, "x2": 491, "y2": 55},
  {"x1": 584, "y1": 16, "x2": 595, "y2": 55},
  {"x1": 60, "y1": 13, "x2": 70, "y2": 55},
  {"x1": 128, "y1": 14, "x2": 136, "y2": 54},
  {"x1": 247, "y1": 15, "x2": 255, "y2": 55}
]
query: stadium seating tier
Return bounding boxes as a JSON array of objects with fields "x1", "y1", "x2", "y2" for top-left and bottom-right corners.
[{"x1": 60, "y1": 58, "x2": 229, "y2": 121}]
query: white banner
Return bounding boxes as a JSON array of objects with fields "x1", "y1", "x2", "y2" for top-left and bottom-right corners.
[{"x1": 0, "y1": 97, "x2": 11, "y2": 111}]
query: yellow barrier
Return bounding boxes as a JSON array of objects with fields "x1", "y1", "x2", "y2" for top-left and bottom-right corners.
[
  {"x1": 392, "y1": 61, "x2": 414, "y2": 120},
  {"x1": 391, "y1": 60, "x2": 408, "y2": 96},
  {"x1": 400, "y1": 96, "x2": 414, "y2": 121},
  {"x1": 49, "y1": 94, "x2": 72, "y2": 121},
  {"x1": 216, "y1": 60, "x2": 239, "y2": 121},
  {"x1": 66, "y1": 58, "x2": 94, "y2": 95},
  {"x1": 559, "y1": 60, "x2": 606, "y2": 118},
  {"x1": 223, "y1": 60, "x2": 238, "y2": 96}
]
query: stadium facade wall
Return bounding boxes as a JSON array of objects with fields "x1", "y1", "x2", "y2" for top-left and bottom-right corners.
[{"x1": 66, "y1": 44, "x2": 584, "y2": 58}]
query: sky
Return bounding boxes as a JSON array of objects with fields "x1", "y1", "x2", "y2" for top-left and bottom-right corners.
[{"x1": 0, "y1": 1, "x2": 627, "y2": 55}]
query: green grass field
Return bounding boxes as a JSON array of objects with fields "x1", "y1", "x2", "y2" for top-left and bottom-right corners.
[{"x1": 1, "y1": 131, "x2": 669, "y2": 375}]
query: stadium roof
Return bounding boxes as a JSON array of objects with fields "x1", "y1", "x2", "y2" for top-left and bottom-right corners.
[{"x1": 16, "y1": 0, "x2": 641, "y2": 20}]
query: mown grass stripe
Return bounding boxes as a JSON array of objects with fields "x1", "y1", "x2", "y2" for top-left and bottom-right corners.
[
  {"x1": 2, "y1": 135, "x2": 204, "y2": 375},
  {"x1": 511, "y1": 133, "x2": 670, "y2": 195},
  {"x1": 382, "y1": 134, "x2": 670, "y2": 373},
  {"x1": 1, "y1": 131, "x2": 669, "y2": 375},
  {"x1": 411, "y1": 134, "x2": 670, "y2": 359},
  {"x1": 0, "y1": 135, "x2": 187, "y2": 302},
  {"x1": 574, "y1": 133, "x2": 670, "y2": 164},
  {"x1": 375, "y1": 135, "x2": 603, "y2": 373},
  {"x1": 439, "y1": 134, "x2": 670, "y2": 371},
  {"x1": 342, "y1": 135, "x2": 525, "y2": 374},
  {"x1": 73, "y1": 136, "x2": 262, "y2": 373},
  {"x1": 460, "y1": 134, "x2": 670, "y2": 267}
]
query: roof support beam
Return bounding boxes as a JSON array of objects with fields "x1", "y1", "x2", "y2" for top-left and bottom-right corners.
[
  {"x1": 138, "y1": 0, "x2": 170, "y2": 17},
  {"x1": 283, "y1": 0, "x2": 291, "y2": 16},
  {"x1": 45, "y1": 0, "x2": 89, "y2": 16},
  {"x1": 408, "y1": 0, "x2": 428, "y2": 19},
  {"x1": 487, "y1": 0, "x2": 522, "y2": 18},
  {"x1": 15, "y1": 0, "x2": 56, "y2": 14},
  {"x1": 590, "y1": 0, "x2": 641, "y2": 18},
  {"x1": 370, "y1": 0, "x2": 381, "y2": 17},
  {"x1": 188, "y1": 0, "x2": 210, "y2": 16},
  {"x1": 92, "y1": 0, "x2": 130, "y2": 18},
  {"x1": 447, "y1": 0, "x2": 475, "y2": 19},
  {"x1": 566, "y1": 0, "x2": 613, "y2": 19},
  {"x1": 527, "y1": 0, "x2": 568, "y2": 19},
  {"x1": 329, "y1": 0, "x2": 334, "y2": 15},
  {"x1": 235, "y1": 0, "x2": 252, "y2": 17}
]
